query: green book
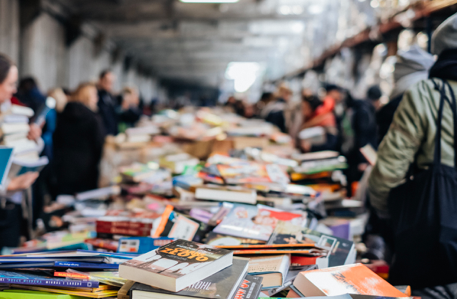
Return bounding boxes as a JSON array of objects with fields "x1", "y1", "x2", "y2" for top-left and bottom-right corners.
[{"x1": 0, "y1": 290, "x2": 86, "y2": 299}]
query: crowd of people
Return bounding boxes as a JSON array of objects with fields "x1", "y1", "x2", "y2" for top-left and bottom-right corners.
[
  {"x1": 227, "y1": 14, "x2": 457, "y2": 294},
  {"x1": 0, "y1": 12, "x2": 456, "y2": 294},
  {"x1": 0, "y1": 56, "x2": 148, "y2": 249}
]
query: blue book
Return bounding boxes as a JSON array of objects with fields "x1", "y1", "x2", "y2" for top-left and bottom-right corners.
[
  {"x1": 54, "y1": 261, "x2": 119, "y2": 269},
  {"x1": 0, "y1": 262, "x2": 54, "y2": 269},
  {"x1": 75, "y1": 249, "x2": 139, "y2": 259},
  {"x1": 0, "y1": 270, "x2": 99, "y2": 288},
  {"x1": 0, "y1": 256, "x2": 106, "y2": 263},
  {"x1": 0, "y1": 147, "x2": 14, "y2": 189},
  {"x1": 172, "y1": 175, "x2": 203, "y2": 190}
]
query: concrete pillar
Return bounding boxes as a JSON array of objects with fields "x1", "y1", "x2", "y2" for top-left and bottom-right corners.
[
  {"x1": 21, "y1": 13, "x2": 66, "y2": 92},
  {"x1": 0, "y1": 0, "x2": 20, "y2": 62}
]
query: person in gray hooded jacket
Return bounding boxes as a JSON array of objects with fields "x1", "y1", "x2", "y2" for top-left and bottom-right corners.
[{"x1": 376, "y1": 45, "x2": 434, "y2": 145}]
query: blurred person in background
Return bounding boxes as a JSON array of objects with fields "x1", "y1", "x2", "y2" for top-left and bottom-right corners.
[
  {"x1": 368, "y1": 13, "x2": 457, "y2": 294},
  {"x1": 32, "y1": 88, "x2": 68, "y2": 226},
  {"x1": 299, "y1": 95, "x2": 338, "y2": 153},
  {"x1": 233, "y1": 99, "x2": 246, "y2": 117},
  {"x1": 255, "y1": 92, "x2": 275, "y2": 118},
  {"x1": 304, "y1": 84, "x2": 344, "y2": 142},
  {"x1": 97, "y1": 69, "x2": 118, "y2": 136},
  {"x1": 0, "y1": 53, "x2": 40, "y2": 249},
  {"x1": 264, "y1": 85, "x2": 291, "y2": 132},
  {"x1": 15, "y1": 77, "x2": 45, "y2": 113},
  {"x1": 341, "y1": 87, "x2": 378, "y2": 197},
  {"x1": 53, "y1": 83, "x2": 104, "y2": 195},
  {"x1": 49, "y1": 88, "x2": 68, "y2": 114},
  {"x1": 117, "y1": 86, "x2": 143, "y2": 131},
  {"x1": 376, "y1": 45, "x2": 434, "y2": 145},
  {"x1": 15, "y1": 77, "x2": 53, "y2": 159}
]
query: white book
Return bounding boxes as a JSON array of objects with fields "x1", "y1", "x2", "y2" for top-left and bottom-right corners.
[
  {"x1": 4, "y1": 138, "x2": 37, "y2": 154},
  {"x1": 298, "y1": 126, "x2": 326, "y2": 140},
  {"x1": 1, "y1": 123, "x2": 30, "y2": 135},
  {"x1": 9, "y1": 156, "x2": 49, "y2": 177},
  {"x1": 195, "y1": 186, "x2": 257, "y2": 204},
  {"x1": 119, "y1": 240, "x2": 233, "y2": 292},
  {"x1": 3, "y1": 115, "x2": 29, "y2": 123},
  {"x1": 75, "y1": 185, "x2": 121, "y2": 201},
  {"x1": 3, "y1": 132, "x2": 29, "y2": 143},
  {"x1": 248, "y1": 254, "x2": 290, "y2": 288},
  {"x1": 126, "y1": 126, "x2": 160, "y2": 136},
  {"x1": 11, "y1": 105, "x2": 34, "y2": 117}
]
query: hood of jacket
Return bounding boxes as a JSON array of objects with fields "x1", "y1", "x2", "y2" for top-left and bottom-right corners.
[{"x1": 60, "y1": 102, "x2": 96, "y2": 123}]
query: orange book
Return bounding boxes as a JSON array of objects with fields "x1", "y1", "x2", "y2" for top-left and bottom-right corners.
[
  {"x1": 216, "y1": 243, "x2": 327, "y2": 256},
  {"x1": 293, "y1": 263, "x2": 409, "y2": 297}
]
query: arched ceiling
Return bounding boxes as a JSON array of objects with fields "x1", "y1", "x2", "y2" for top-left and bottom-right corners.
[{"x1": 54, "y1": 0, "x2": 381, "y2": 87}]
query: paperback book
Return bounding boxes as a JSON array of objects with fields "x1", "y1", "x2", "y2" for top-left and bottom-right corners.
[
  {"x1": 119, "y1": 240, "x2": 233, "y2": 292},
  {"x1": 0, "y1": 270, "x2": 99, "y2": 288},
  {"x1": 129, "y1": 257, "x2": 249, "y2": 299},
  {"x1": 268, "y1": 221, "x2": 355, "y2": 267},
  {"x1": 213, "y1": 204, "x2": 305, "y2": 241}
]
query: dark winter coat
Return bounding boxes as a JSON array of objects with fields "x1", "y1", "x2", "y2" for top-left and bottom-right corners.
[{"x1": 53, "y1": 102, "x2": 104, "y2": 195}]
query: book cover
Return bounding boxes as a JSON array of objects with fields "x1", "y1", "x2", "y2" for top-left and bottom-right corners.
[
  {"x1": 9, "y1": 285, "x2": 118, "y2": 299},
  {"x1": 268, "y1": 221, "x2": 355, "y2": 267},
  {"x1": 266, "y1": 265, "x2": 318, "y2": 297},
  {"x1": 119, "y1": 240, "x2": 233, "y2": 292},
  {"x1": 293, "y1": 263, "x2": 408, "y2": 297},
  {"x1": 54, "y1": 261, "x2": 119, "y2": 269},
  {"x1": 0, "y1": 289, "x2": 83, "y2": 299},
  {"x1": 195, "y1": 186, "x2": 257, "y2": 204},
  {"x1": 0, "y1": 270, "x2": 99, "y2": 288},
  {"x1": 205, "y1": 232, "x2": 265, "y2": 246},
  {"x1": 230, "y1": 275, "x2": 263, "y2": 299},
  {"x1": 130, "y1": 258, "x2": 249, "y2": 299},
  {"x1": 213, "y1": 204, "x2": 305, "y2": 241},
  {"x1": 120, "y1": 163, "x2": 157, "y2": 182},
  {"x1": 216, "y1": 244, "x2": 326, "y2": 257}
]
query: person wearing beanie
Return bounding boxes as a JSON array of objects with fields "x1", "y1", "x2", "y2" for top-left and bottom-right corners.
[
  {"x1": 368, "y1": 12, "x2": 457, "y2": 293},
  {"x1": 376, "y1": 45, "x2": 434, "y2": 145}
]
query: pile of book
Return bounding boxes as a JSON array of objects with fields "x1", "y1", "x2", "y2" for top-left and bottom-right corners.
[
  {"x1": 0, "y1": 250, "x2": 134, "y2": 298},
  {"x1": 0, "y1": 106, "x2": 393, "y2": 298}
]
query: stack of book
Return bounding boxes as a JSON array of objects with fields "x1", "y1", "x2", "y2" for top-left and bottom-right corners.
[
  {"x1": 118, "y1": 240, "x2": 263, "y2": 299},
  {"x1": 0, "y1": 250, "x2": 137, "y2": 298}
]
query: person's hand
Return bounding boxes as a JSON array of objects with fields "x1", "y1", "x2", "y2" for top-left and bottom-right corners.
[
  {"x1": 358, "y1": 163, "x2": 368, "y2": 172},
  {"x1": 27, "y1": 124, "x2": 42, "y2": 141},
  {"x1": 7, "y1": 172, "x2": 39, "y2": 191},
  {"x1": 300, "y1": 140, "x2": 312, "y2": 152}
]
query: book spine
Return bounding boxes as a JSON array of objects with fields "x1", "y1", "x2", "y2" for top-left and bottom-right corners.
[
  {"x1": 95, "y1": 226, "x2": 151, "y2": 236},
  {"x1": 96, "y1": 221, "x2": 153, "y2": 229},
  {"x1": 84, "y1": 238, "x2": 118, "y2": 251},
  {"x1": 54, "y1": 261, "x2": 119, "y2": 269},
  {"x1": 0, "y1": 277, "x2": 99, "y2": 288},
  {"x1": 54, "y1": 272, "x2": 89, "y2": 279}
]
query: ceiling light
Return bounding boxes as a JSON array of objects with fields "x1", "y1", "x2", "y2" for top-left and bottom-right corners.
[
  {"x1": 180, "y1": 0, "x2": 238, "y2": 3},
  {"x1": 370, "y1": 0, "x2": 379, "y2": 8},
  {"x1": 308, "y1": 4, "x2": 323, "y2": 15},
  {"x1": 291, "y1": 22, "x2": 304, "y2": 33},
  {"x1": 225, "y1": 62, "x2": 261, "y2": 93},
  {"x1": 279, "y1": 5, "x2": 291, "y2": 15},
  {"x1": 292, "y1": 6, "x2": 303, "y2": 15}
]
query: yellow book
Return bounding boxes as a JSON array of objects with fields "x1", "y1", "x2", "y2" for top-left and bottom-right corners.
[{"x1": 10, "y1": 285, "x2": 118, "y2": 298}]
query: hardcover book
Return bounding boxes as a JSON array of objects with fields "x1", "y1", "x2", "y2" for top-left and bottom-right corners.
[
  {"x1": 119, "y1": 240, "x2": 233, "y2": 292},
  {"x1": 247, "y1": 254, "x2": 290, "y2": 289}
]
